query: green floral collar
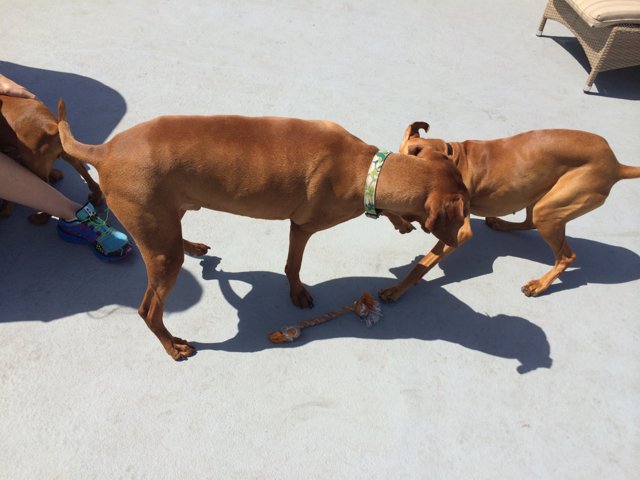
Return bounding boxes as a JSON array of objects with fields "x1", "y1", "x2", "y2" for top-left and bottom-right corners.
[{"x1": 364, "y1": 150, "x2": 391, "y2": 218}]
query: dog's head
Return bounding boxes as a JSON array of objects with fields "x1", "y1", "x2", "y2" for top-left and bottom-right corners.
[{"x1": 400, "y1": 121, "x2": 453, "y2": 160}]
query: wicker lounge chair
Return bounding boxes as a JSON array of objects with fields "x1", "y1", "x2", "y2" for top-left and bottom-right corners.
[{"x1": 537, "y1": 0, "x2": 640, "y2": 91}]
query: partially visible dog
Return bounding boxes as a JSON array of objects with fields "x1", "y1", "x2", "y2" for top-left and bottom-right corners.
[
  {"x1": 0, "y1": 95, "x2": 102, "y2": 223},
  {"x1": 57, "y1": 100, "x2": 469, "y2": 360},
  {"x1": 379, "y1": 122, "x2": 640, "y2": 301}
]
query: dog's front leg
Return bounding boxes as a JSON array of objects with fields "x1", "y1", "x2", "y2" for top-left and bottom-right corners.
[
  {"x1": 183, "y1": 239, "x2": 211, "y2": 257},
  {"x1": 385, "y1": 212, "x2": 416, "y2": 234},
  {"x1": 379, "y1": 215, "x2": 472, "y2": 302},
  {"x1": 285, "y1": 221, "x2": 315, "y2": 308}
]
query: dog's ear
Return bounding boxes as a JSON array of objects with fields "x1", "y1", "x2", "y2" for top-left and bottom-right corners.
[
  {"x1": 423, "y1": 193, "x2": 466, "y2": 247},
  {"x1": 402, "y1": 121, "x2": 430, "y2": 143}
]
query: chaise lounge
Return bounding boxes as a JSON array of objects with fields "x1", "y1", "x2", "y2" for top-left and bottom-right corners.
[{"x1": 537, "y1": 0, "x2": 640, "y2": 92}]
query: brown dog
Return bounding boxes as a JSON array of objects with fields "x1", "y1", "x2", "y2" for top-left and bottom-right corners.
[
  {"x1": 0, "y1": 95, "x2": 102, "y2": 222},
  {"x1": 57, "y1": 101, "x2": 469, "y2": 360},
  {"x1": 379, "y1": 122, "x2": 640, "y2": 302}
]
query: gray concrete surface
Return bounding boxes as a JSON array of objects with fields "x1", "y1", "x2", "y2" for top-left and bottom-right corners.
[{"x1": 1, "y1": 1, "x2": 639, "y2": 478}]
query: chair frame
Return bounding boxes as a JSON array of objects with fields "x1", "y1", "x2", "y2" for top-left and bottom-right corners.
[{"x1": 537, "y1": 0, "x2": 640, "y2": 91}]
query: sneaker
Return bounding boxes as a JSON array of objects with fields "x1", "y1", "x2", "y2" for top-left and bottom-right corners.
[{"x1": 57, "y1": 202, "x2": 133, "y2": 262}]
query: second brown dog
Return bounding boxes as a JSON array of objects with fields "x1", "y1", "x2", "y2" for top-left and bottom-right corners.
[
  {"x1": 57, "y1": 101, "x2": 469, "y2": 360},
  {"x1": 379, "y1": 122, "x2": 640, "y2": 302},
  {"x1": 0, "y1": 95, "x2": 102, "y2": 222}
]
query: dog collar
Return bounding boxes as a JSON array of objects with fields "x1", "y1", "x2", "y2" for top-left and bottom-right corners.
[{"x1": 364, "y1": 150, "x2": 392, "y2": 219}]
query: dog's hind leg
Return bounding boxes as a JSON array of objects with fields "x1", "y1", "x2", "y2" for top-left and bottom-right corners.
[
  {"x1": 486, "y1": 205, "x2": 535, "y2": 231},
  {"x1": 521, "y1": 220, "x2": 575, "y2": 297},
  {"x1": 285, "y1": 221, "x2": 316, "y2": 308},
  {"x1": 520, "y1": 178, "x2": 607, "y2": 297},
  {"x1": 138, "y1": 245, "x2": 195, "y2": 360},
  {"x1": 113, "y1": 199, "x2": 195, "y2": 360}
]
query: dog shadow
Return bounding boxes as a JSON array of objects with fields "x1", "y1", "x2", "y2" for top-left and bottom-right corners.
[
  {"x1": 190, "y1": 256, "x2": 553, "y2": 374},
  {"x1": 0, "y1": 217, "x2": 203, "y2": 323},
  {"x1": 0, "y1": 61, "x2": 127, "y2": 144},
  {"x1": 0, "y1": 63, "x2": 204, "y2": 323},
  {"x1": 540, "y1": 35, "x2": 640, "y2": 99},
  {"x1": 421, "y1": 218, "x2": 640, "y2": 294},
  {"x1": 0, "y1": 61, "x2": 128, "y2": 204}
]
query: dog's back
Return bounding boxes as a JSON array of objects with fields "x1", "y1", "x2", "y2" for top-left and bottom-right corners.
[{"x1": 0, "y1": 95, "x2": 59, "y2": 149}]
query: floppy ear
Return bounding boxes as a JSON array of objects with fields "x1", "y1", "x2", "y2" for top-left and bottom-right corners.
[
  {"x1": 402, "y1": 121, "x2": 430, "y2": 143},
  {"x1": 423, "y1": 193, "x2": 466, "y2": 247}
]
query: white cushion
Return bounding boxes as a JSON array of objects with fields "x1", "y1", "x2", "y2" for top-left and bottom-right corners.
[{"x1": 565, "y1": 0, "x2": 640, "y2": 27}]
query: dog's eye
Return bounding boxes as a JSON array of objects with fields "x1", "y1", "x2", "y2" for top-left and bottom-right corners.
[{"x1": 408, "y1": 145, "x2": 423, "y2": 156}]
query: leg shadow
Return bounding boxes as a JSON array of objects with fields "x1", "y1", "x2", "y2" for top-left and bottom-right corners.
[
  {"x1": 190, "y1": 256, "x2": 552, "y2": 374},
  {"x1": 388, "y1": 218, "x2": 640, "y2": 295}
]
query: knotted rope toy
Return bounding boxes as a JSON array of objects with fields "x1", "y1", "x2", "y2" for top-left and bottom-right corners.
[{"x1": 268, "y1": 292, "x2": 382, "y2": 344}]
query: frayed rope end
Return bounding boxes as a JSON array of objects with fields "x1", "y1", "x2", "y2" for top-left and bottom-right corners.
[{"x1": 353, "y1": 292, "x2": 382, "y2": 327}]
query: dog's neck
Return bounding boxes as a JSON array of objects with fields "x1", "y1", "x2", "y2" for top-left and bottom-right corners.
[{"x1": 373, "y1": 153, "x2": 430, "y2": 217}]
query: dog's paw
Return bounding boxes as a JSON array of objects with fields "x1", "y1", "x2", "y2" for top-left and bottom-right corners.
[
  {"x1": 396, "y1": 222, "x2": 416, "y2": 234},
  {"x1": 167, "y1": 337, "x2": 196, "y2": 361},
  {"x1": 485, "y1": 217, "x2": 503, "y2": 230},
  {"x1": 49, "y1": 169, "x2": 64, "y2": 183},
  {"x1": 0, "y1": 200, "x2": 13, "y2": 218},
  {"x1": 28, "y1": 211, "x2": 51, "y2": 225},
  {"x1": 184, "y1": 240, "x2": 211, "y2": 257},
  {"x1": 521, "y1": 280, "x2": 544, "y2": 297},
  {"x1": 290, "y1": 287, "x2": 314, "y2": 309},
  {"x1": 378, "y1": 286, "x2": 401, "y2": 303}
]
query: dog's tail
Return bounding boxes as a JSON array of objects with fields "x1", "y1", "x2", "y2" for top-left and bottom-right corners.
[
  {"x1": 618, "y1": 163, "x2": 640, "y2": 180},
  {"x1": 57, "y1": 98, "x2": 107, "y2": 168}
]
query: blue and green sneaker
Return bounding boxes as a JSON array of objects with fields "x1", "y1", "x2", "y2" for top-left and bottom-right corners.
[{"x1": 57, "y1": 202, "x2": 133, "y2": 261}]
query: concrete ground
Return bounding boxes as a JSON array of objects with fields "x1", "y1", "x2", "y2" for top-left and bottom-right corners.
[{"x1": 1, "y1": 1, "x2": 639, "y2": 478}]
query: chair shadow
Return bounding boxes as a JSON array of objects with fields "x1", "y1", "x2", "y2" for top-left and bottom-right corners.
[
  {"x1": 540, "y1": 35, "x2": 640, "y2": 99},
  {"x1": 190, "y1": 255, "x2": 553, "y2": 375},
  {"x1": 0, "y1": 63, "x2": 204, "y2": 323}
]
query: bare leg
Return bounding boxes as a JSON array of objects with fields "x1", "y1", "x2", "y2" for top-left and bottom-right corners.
[{"x1": 0, "y1": 151, "x2": 79, "y2": 221}]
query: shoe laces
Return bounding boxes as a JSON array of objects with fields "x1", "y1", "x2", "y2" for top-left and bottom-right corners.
[{"x1": 82, "y1": 208, "x2": 114, "y2": 241}]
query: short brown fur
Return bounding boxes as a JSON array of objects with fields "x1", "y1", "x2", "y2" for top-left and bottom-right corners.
[
  {"x1": 0, "y1": 95, "x2": 102, "y2": 222},
  {"x1": 57, "y1": 101, "x2": 469, "y2": 360},
  {"x1": 379, "y1": 122, "x2": 640, "y2": 302}
]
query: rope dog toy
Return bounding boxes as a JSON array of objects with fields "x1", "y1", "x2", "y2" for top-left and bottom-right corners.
[{"x1": 268, "y1": 292, "x2": 382, "y2": 344}]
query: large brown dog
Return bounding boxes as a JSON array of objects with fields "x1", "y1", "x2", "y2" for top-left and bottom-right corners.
[
  {"x1": 0, "y1": 95, "x2": 102, "y2": 222},
  {"x1": 57, "y1": 101, "x2": 469, "y2": 360},
  {"x1": 379, "y1": 122, "x2": 640, "y2": 302}
]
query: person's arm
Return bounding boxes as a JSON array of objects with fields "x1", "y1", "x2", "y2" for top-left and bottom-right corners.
[{"x1": 0, "y1": 74, "x2": 36, "y2": 99}]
